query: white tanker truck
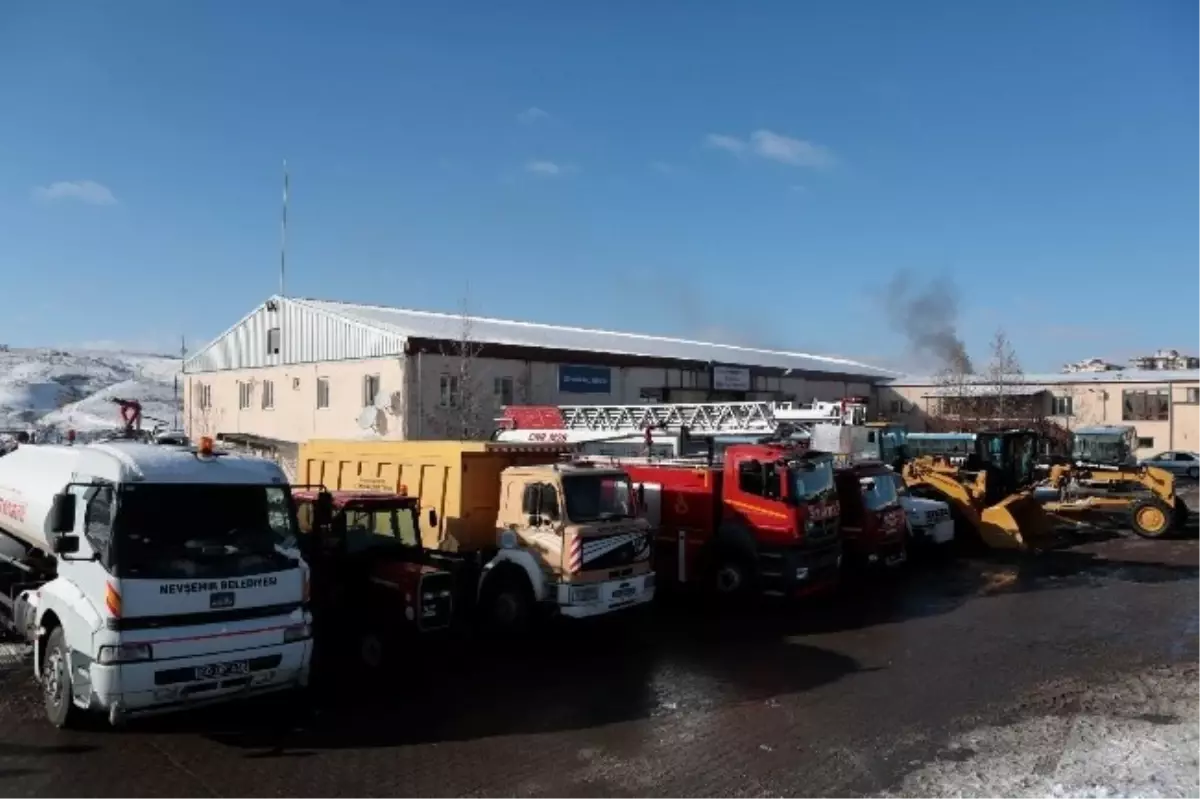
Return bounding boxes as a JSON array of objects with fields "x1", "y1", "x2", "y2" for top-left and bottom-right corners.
[{"x1": 0, "y1": 436, "x2": 320, "y2": 728}]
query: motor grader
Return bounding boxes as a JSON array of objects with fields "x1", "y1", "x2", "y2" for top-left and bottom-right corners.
[
  {"x1": 1039, "y1": 425, "x2": 1188, "y2": 539},
  {"x1": 901, "y1": 429, "x2": 1056, "y2": 550}
]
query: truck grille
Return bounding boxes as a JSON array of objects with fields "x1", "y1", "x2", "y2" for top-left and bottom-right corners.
[
  {"x1": 925, "y1": 508, "x2": 951, "y2": 523},
  {"x1": 418, "y1": 572, "x2": 454, "y2": 631},
  {"x1": 807, "y1": 517, "x2": 839, "y2": 542}
]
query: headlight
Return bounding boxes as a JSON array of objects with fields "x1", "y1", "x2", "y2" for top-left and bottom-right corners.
[
  {"x1": 283, "y1": 622, "x2": 311, "y2": 643},
  {"x1": 570, "y1": 585, "x2": 601, "y2": 604},
  {"x1": 97, "y1": 643, "x2": 152, "y2": 664}
]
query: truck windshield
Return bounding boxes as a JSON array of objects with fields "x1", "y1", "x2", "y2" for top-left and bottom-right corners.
[
  {"x1": 860, "y1": 474, "x2": 899, "y2": 511},
  {"x1": 789, "y1": 458, "x2": 835, "y2": 501},
  {"x1": 111, "y1": 483, "x2": 299, "y2": 579},
  {"x1": 343, "y1": 505, "x2": 420, "y2": 552},
  {"x1": 562, "y1": 473, "x2": 636, "y2": 522},
  {"x1": 1073, "y1": 434, "x2": 1127, "y2": 465}
]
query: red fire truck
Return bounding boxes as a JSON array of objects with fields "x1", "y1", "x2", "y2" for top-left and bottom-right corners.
[{"x1": 621, "y1": 442, "x2": 842, "y2": 599}]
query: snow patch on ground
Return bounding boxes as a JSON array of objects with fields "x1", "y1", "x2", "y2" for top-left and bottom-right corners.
[
  {"x1": 0, "y1": 347, "x2": 181, "y2": 436},
  {"x1": 889, "y1": 666, "x2": 1199, "y2": 798}
]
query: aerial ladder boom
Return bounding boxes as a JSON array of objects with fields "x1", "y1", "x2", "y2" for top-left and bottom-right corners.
[{"x1": 493, "y1": 398, "x2": 868, "y2": 445}]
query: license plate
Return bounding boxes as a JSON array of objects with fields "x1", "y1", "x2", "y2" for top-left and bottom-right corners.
[
  {"x1": 611, "y1": 583, "x2": 637, "y2": 600},
  {"x1": 210, "y1": 591, "x2": 235, "y2": 609},
  {"x1": 422, "y1": 604, "x2": 438, "y2": 618},
  {"x1": 195, "y1": 660, "x2": 250, "y2": 680}
]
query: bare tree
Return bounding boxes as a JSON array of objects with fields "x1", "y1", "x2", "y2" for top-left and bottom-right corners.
[
  {"x1": 984, "y1": 327, "x2": 1023, "y2": 424},
  {"x1": 424, "y1": 293, "x2": 493, "y2": 440},
  {"x1": 931, "y1": 348, "x2": 977, "y2": 428}
]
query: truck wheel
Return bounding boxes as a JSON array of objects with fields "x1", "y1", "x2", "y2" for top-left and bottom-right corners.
[
  {"x1": 359, "y1": 632, "x2": 386, "y2": 671},
  {"x1": 481, "y1": 572, "x2": 532, "y2": 635},
  {"x1": 711, "y1": 551, "x2": 754, "y2": 600},
  {"x1": 1130, "y1": 497, "x2": 1172, "y2": 539},
  {"x1": 42, "y1": 628, "x2": 79, "y2": 729}
]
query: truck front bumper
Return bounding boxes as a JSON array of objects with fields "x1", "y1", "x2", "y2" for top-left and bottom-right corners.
[
  {"x1": 554, "y1": 573, "x2": 656, "y2": 619},
  {"x1": 82, "y1": 640, "x2": 312, "y2": 722},
  {"x1": 760, "y1": 541, "x2": 843, "y2": 596},
  {"x1": 911, "y1": 518, "x2": 955, "y2": 545}
]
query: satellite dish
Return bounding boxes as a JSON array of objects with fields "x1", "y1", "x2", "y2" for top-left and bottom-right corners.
[{"x1": 357, "y1": 406, "x2": 384, "y2": 432}]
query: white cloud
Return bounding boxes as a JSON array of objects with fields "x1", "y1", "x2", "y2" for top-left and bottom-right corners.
[
  {"x1": 704, "y1": 130, "x2": 835, "y2": 169},
  {"x1": 32, "y1": 180, "x2": 119, "y2": 206},
  {"x1": 517, "y1": 106, "x2": 551, "y2": 124},
  {"x1": 525, "y1": 160, "x2": 574, "y2": 177},
  {"x1": 704, "y1": 134, "x2": 747, "y2": 156},
  {"x1": 750, "y1": 130, "x2": 835, "y2": 168}
]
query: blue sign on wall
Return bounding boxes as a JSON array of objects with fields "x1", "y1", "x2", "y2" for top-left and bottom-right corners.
[{"x1": 559, "y1": 364, "x2": 612, "y2": 394}]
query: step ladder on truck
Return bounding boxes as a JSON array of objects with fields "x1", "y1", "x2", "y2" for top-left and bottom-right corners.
[{"x1": 0, "y1": 434, "x2": 315, "y2": 728}]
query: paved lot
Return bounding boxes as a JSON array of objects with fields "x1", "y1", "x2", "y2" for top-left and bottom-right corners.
[{"x1": 0, "y1": 504, "x2": 1195, "y2": 797}]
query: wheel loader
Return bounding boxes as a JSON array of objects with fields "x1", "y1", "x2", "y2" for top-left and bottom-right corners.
[
  {"x1": 901, "y1": 429, "x2": 1056, "y2": 550},
  {"x1": 1039, "y1": 425, "x2": 1188, "y2": 539}
]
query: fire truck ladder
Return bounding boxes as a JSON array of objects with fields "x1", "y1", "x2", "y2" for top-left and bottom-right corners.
[{"x1": 555, "y1": 401, "x2": 795, "y2": 436}]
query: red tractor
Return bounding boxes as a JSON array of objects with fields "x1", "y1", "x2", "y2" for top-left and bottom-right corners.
[{"x1": 293, "y1": 488, "x2": 456, "y2": 670}]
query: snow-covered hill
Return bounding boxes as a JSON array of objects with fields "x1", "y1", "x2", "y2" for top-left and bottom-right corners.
[{"x1": 0, "y1": 347, "x2": 182, "y2": 439}]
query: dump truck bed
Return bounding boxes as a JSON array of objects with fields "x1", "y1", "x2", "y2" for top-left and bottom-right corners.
[{"x1": 297, "y1": 439, "x2": 572, "y2": 552}]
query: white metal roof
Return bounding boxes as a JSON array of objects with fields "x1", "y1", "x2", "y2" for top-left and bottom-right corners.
[
  {"x1": 186, "y1": 295, "x2": 897, "y2": 379},
  {"x1": 886, "y1": 369, "x2": 1200, "y2": 388}
]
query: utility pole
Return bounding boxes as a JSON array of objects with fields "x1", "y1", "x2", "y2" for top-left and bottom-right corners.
[{"x1": 280, "y1": 160, "x2": 289, "y2": 297}]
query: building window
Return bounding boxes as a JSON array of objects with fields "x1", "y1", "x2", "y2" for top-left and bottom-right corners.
[
  {"x1": 316, "y1": 377, "x2": 330, "y2": 409},
  {"x1": 266, "y1": 327, "x2": 281, "y2": 356},
  {"x1": 888, "y1": 399, "x2": 910, "y2": 414},
  {"x1": 362, "y1": 374, "x2": 380, "y2": 407},
  {"x1": 1185, "y1": 388, "x2": 1199, "y2": 404},
  {"x1": 261, "y1": 380, "x2": 275, "y2": 410},
  {"x1": 1137, "y1": 437, "x2": 1154, "y2": 450},
  {"x1": 1122, "y1": 389, "x2": 1169, "y2": 422},
  {"x1": 195, "y1": 382, "x2": 212, "y2": 409},
  {"x1": 238, "y1": 381, "x2": 252, "y2": 410},
  {"x1": 440, "y1": 375, "x2": 460, "y2": 408},
  {"x1": 494, "y1": 376, "x2": 514, "y2": 406},
  {"x1": 1052, "y1": 396, "x2": 1074, "y2": 416}
]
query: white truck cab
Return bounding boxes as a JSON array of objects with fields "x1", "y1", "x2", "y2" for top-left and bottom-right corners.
[{"x1": 0, "y1": 437, "x2": 314, "y2": 728}]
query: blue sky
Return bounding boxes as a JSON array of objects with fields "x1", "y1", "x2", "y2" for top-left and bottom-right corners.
[{"x1": 1, "y1": 0, "x2": 1196, "y2": 373}]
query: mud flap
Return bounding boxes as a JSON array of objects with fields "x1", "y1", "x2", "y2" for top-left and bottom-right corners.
[{"x1": 979, "y1": 493, "x2": 1055, "y2": 550}]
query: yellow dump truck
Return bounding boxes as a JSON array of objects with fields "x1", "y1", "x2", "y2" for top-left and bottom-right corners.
[{"x1": 296, "y1": 439, "x2": 656, "y2": 631}]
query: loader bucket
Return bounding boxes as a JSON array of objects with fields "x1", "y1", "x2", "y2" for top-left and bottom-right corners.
[{"x1": 978, "y1": 492, "x2": 1055, "y2": 550}]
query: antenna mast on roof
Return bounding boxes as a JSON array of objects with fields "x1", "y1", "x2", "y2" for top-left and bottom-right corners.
[{"x1": 279, "y1": 159, "x2": 289, "y2": 297}]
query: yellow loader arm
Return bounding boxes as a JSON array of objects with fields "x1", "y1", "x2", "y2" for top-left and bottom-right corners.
[{"x1": 903, "y1": 457, "x2": 1053, "y2": 551}]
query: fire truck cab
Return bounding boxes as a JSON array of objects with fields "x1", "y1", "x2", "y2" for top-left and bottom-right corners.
[
  {"x1": 833, "y1": 461, "x2": 908, "y2": 570},
  {"x1": 620, "y1": 441, "x2": 842, "y2": 600}
]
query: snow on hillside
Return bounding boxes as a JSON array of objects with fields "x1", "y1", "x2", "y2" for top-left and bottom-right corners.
[{"x1": 0, "y1": 347, "x2": 182, "y2": 437}]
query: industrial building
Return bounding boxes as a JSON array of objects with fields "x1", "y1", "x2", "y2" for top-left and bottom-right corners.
[
  {"x1": 182, "y1": 296, "x2": 896, "y2": 445},
  {"x1": 880, "y1": 369, "x2": 1200, "y2": 457}
]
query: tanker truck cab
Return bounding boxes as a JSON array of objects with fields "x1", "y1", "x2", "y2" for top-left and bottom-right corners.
[
  {"x1": 483, "y1": 461, "x2": 654, "y2": 629},
  {"x1": 0, "y1": 438, "x2": 313, "y2": 728}
]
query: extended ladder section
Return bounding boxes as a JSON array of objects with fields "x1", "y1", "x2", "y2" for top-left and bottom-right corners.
[{"x1": 496, "y1": 399, "x2": 865, "y2": 442}]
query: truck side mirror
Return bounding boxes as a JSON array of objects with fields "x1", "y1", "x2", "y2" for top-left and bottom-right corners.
[
  {"x1": 314, "y1": 491, "x2": 334, "y2": 528},
  {"x1": 427, "y1": 508, "x2": 438, "y2": 528},
  {"x1": 52, "y1": 534, "x2": 80, "y2": 555},
  {"x1": 49, "y1": 493, "x2": 76, "y2": 534}
]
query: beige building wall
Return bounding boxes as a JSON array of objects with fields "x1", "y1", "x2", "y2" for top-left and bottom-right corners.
[
  {"x1": 185, "y1": 356, "x2": 406, "y2": 443},
  {"x1": 879, "y1": 377, "x2": 1200, "y2": 457},
  {"x1": 187, "y1": 347, "x2": 889, "y2": 446}
]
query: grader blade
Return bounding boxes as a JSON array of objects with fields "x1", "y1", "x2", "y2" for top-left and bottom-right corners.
[{"x1": 978, "y1": 492, "x2": 1056, "y2": 550}]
